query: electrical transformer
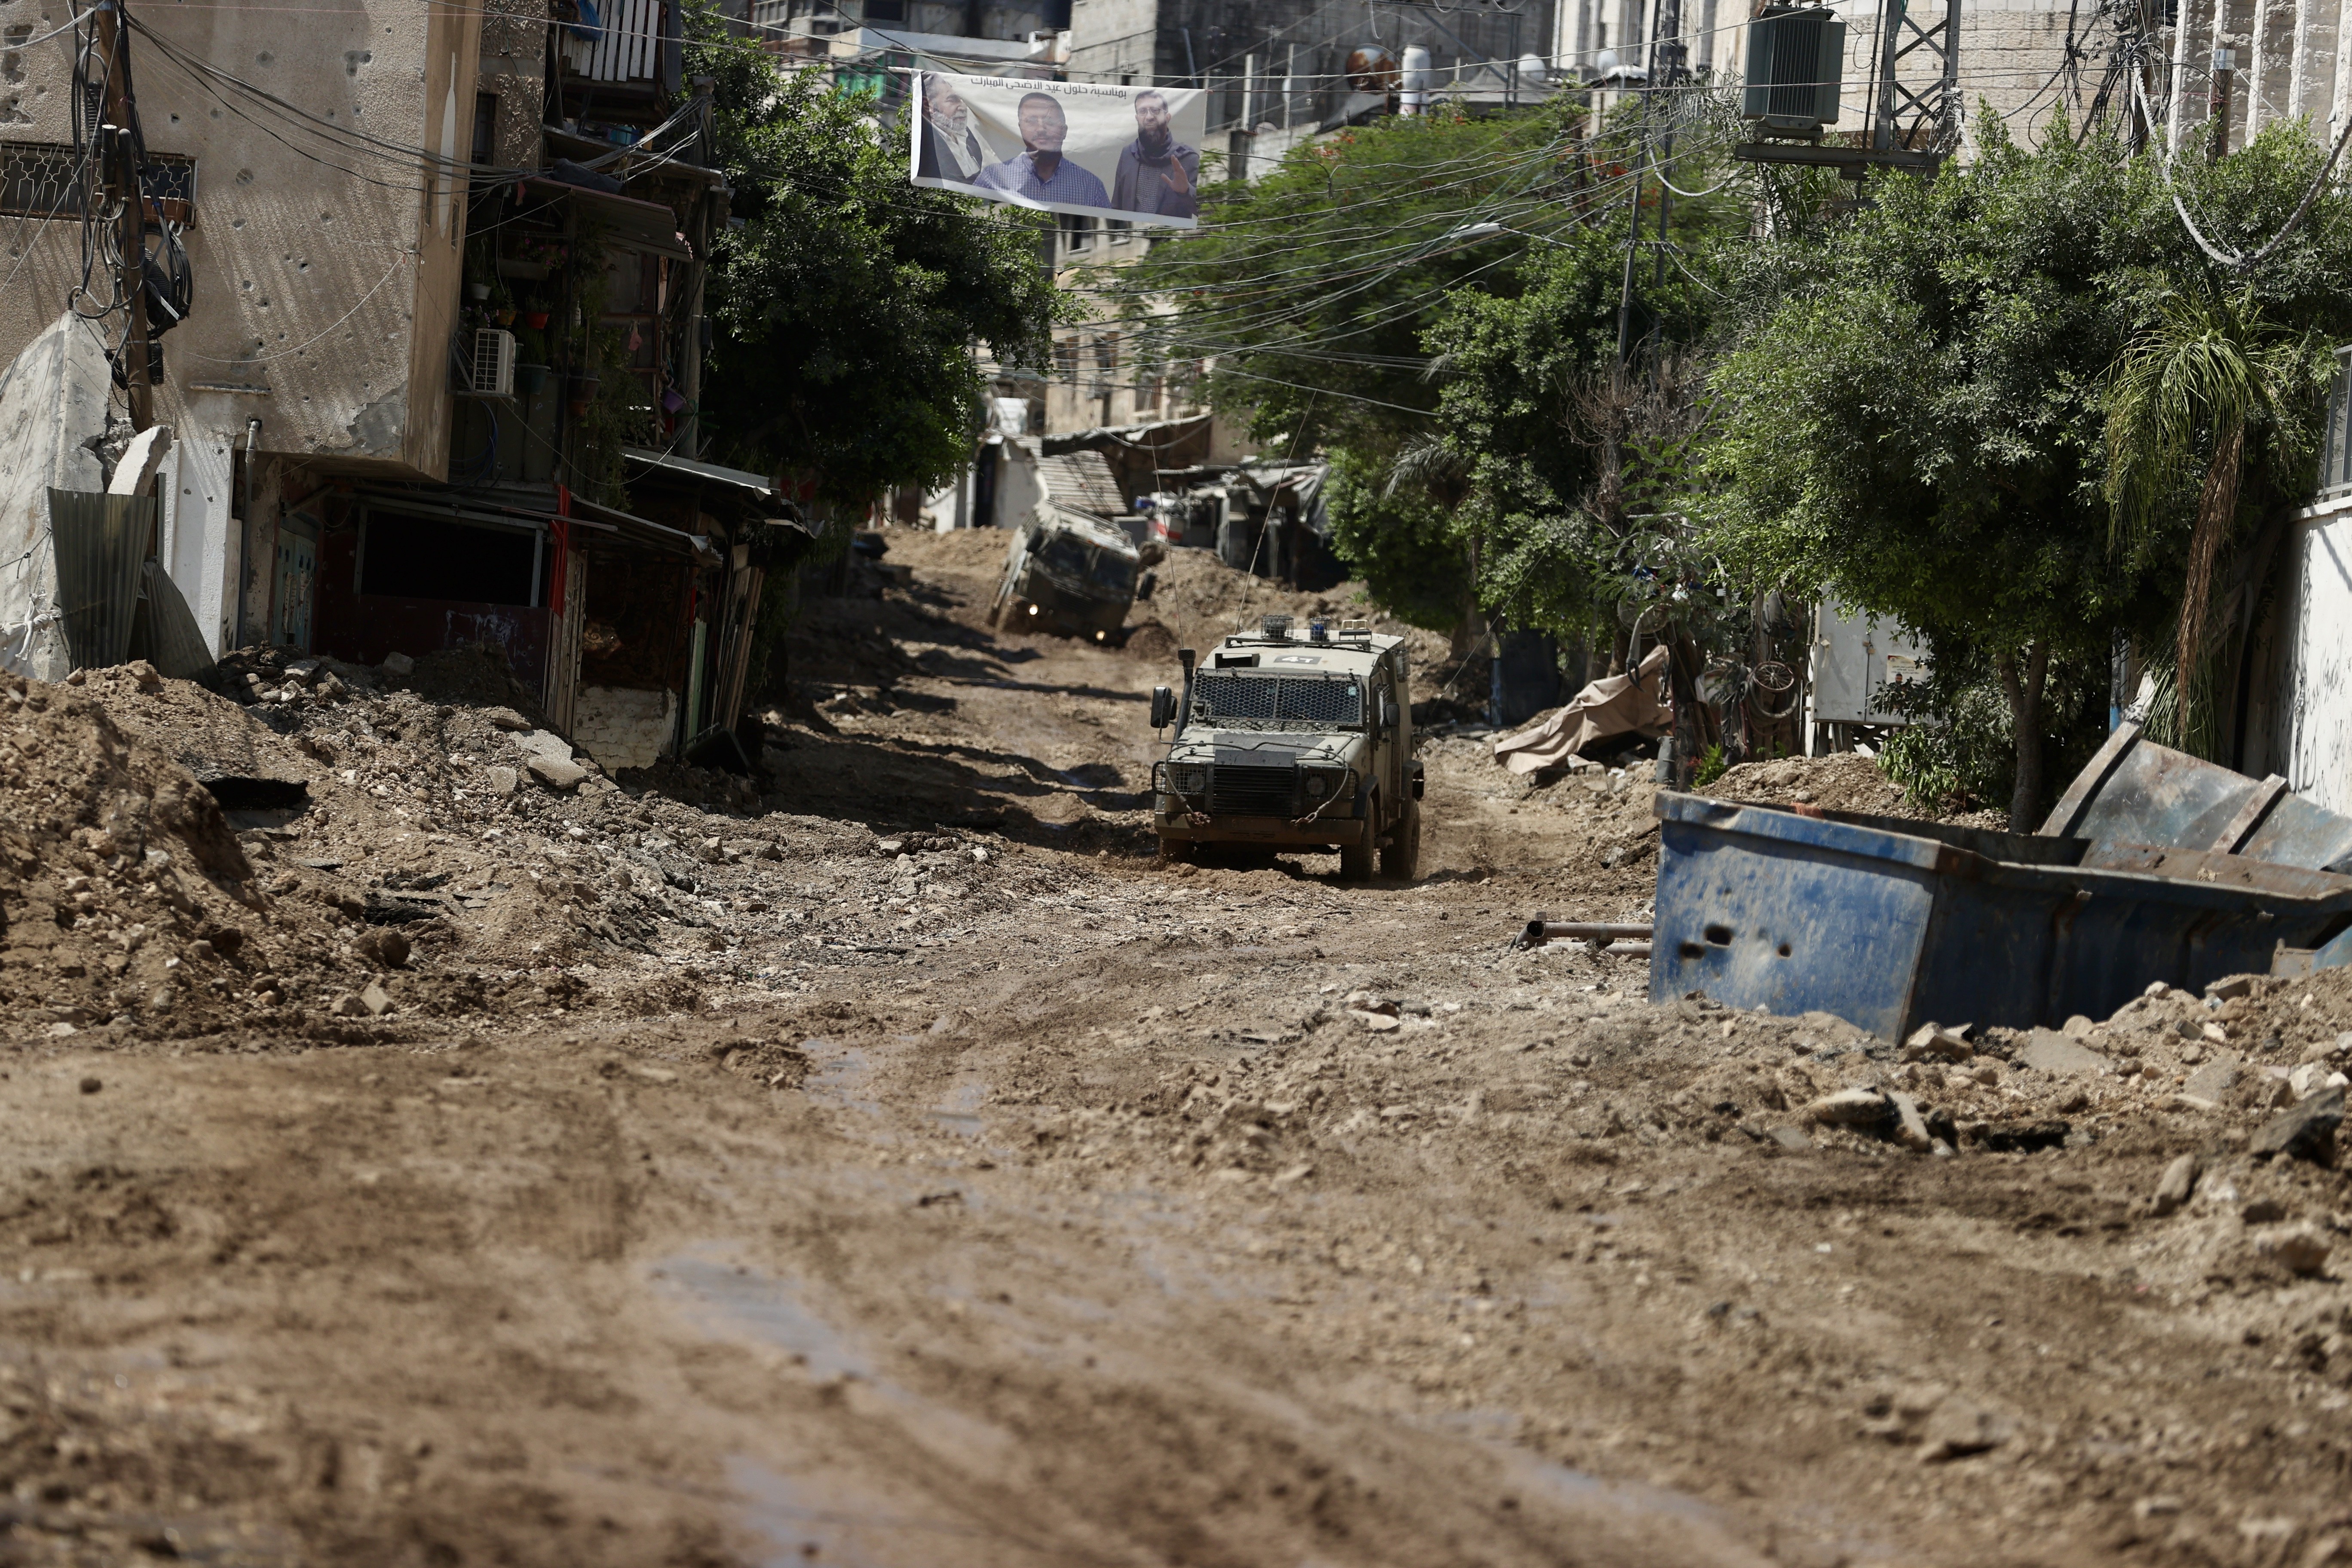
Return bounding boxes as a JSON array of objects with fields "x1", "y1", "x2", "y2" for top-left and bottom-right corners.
[{"x1": 1742, "y1": 6, "x2": 1845, "y2": 135}]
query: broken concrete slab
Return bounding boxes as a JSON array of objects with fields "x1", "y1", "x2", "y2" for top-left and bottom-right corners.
[
  {"x1": 2183, "y1": 1052, "x2": 2242, "y2": 1102},
  {"x1": 2016, "y1": 1030, "x2": 2109, "y2": 1077},
  {"x1": 106, "y1": 424, "x2": 173, "y2": 498},
  {"x1": 526, "y1": 753, "x2": 588, "y2": 790}
]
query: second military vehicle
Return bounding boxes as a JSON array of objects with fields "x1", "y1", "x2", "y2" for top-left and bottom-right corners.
[
  {"x1": 987, "y1": 505, "x2": 1148, "y2": 642},
  {"x1": 1148, "y1": 614, "x2": 1423, "y2": 880}
]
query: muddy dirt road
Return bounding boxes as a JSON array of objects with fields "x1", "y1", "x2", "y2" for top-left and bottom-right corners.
[{"x1": 2, "y1": 532, "x2": 2347, "y2": 1568}]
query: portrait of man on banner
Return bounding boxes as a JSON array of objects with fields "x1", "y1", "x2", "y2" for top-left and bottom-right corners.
[
  {"x1": 973, "y1": 91, "x2": 1109, "y2": 208},
  {"x1": 1110, "y1": 89, "x2": 1198, "y2": 221},
  {"x1": 908, "y1": 72, "x2": 1208, "y2": 230}
]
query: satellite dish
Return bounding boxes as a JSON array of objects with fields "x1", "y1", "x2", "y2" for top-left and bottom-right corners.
[
  {"x1": 1594, "y1": 48, "x2": 1619, "y2": 73},
  {"x1": 1516, "y1": 52, "x2": 1549, "y2": 85}
]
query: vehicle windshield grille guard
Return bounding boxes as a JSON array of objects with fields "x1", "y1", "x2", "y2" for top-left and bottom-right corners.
[{"x1": 1194, "y1": 674, "x2": 1363, "y2": 728}]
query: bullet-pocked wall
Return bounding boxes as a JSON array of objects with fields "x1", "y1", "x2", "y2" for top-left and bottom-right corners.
[{"x1": 0, "y1": 0, "x2": 481, "y2": 480}]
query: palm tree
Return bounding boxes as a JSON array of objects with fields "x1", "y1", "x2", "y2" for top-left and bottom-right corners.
[{"x1": 2102, "y1": 285, "x2": 2312, "y2": 753}]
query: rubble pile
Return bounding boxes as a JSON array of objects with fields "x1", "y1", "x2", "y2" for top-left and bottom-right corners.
[
  {"x1": 0, "y1": 668, "x2": 346, "y2": 1040},
  {"x1": 64, "y1": 650, "x2": 1064, "y2": 1023}
]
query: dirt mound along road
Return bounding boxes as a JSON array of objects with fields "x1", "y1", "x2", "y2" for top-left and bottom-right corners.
[{"x1": 2, "y1": 537, "x2": 2349, "y2": 1567}]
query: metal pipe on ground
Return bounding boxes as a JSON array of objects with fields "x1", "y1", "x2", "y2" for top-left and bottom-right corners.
[{"x1": 1516, "y1": 919, "x2": 1653, "y2": 951}]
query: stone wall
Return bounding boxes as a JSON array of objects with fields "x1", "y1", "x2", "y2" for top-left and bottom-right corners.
[{"x1": 574, "y1": 684, "x2": 677, "y2": 771}]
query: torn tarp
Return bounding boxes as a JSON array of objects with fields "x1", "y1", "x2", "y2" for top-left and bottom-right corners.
[{"x1": 1492, "y1": 644, "x2": 1671, "y2": 775}]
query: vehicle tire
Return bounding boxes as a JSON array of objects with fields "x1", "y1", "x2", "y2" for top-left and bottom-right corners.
[
  {"x1": 1338, "y1": 809, "x2": 1377, "y2": 882},
  {"x1": 1381, "y1": 797, "x2": 1421, "y2": 881}
]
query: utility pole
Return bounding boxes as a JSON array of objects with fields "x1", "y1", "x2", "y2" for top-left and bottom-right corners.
[
  {"x1": 93, "y1": 0, "x2": 153, "y2": 431},
  {"x1": 2209, "y1": 45, "x2": 2235, "y2": 162},
  {"x1": 1614, "y1": 124, "x2": 1645, "y2": 363},
  {"x1": 1651, "y1": 0, "x2": 1684, "y2": 290}
]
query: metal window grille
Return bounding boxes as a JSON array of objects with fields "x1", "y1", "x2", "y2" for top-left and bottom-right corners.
[
  {"x1": 0, "y1": 141, "x2": 91, "y2": 220},
  {"x1": 2323, "y1": 347, "x2": 2352, "y2": 498},
  {"x1": 1195, "y1": 674, "x2": 1363, "y2": 726},
  {"x1": 141, "y1": 152, "x2": 197, "y2": 227}
]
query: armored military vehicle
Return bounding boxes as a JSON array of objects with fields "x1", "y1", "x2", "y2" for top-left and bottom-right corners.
[
  {"x1": 1148, "y1": 615, "x2": 1424, "y2": 881},
  {"x1": 986, "y1": 505, "x2": 1146, "y2": 642}
]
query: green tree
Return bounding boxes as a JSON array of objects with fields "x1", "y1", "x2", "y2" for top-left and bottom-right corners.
[
  {"x1": 1707, "y1": 115, "x2": 2352, "y2": 827},
  {"x1": 688, "y1": 15, "x2": 1060, "y2": 509},
  {"x1": 2102, "y1": 284, "x2": 2331, "y2": 753},
  {"x1": 1118, "y1": 101, "x2": 1582, "y2": 454}
]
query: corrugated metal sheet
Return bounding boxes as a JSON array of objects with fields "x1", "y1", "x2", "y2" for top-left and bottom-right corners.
[
  {"x1": 1035, "y1": 450, "x2": 1126, "y2": 520},
  {"x1": 590, "y1": 0, "x2": 662, "y2": 82},
  {"x1": 139, "y1": 560, "x2": 215, "y2": 680},
  {"x1": 47, "y1": 488, "x2": 154, "y2": 671}
]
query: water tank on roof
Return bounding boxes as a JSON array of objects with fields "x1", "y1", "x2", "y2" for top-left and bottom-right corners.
[{"x1": 1742, "y1": 5, "x2": 1844, "y2": 135}]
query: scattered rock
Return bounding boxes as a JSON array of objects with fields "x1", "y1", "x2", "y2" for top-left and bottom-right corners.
[
  {"x1": 359, "y1": 981, "x2": 393, "y2": 1018},
  {"x1": 2241, "y1": 1197, "x2": 2288, "y2": 1224},
  {"x1": 629, "y1": 1064, "x2": 679, "y2": 1084},
  {"x1": 1901, "y1": 1023, "x2": 1973, "y2": 1063},
  {"x1": 78, "y1": 1076, "x2": 100, "y2": 1094},
  {"x1": 1768, "y1": 1126, "x2": 1813, "y2": 1152},
  {"x1": 482, "y1": 707, "x2": 532, "y2": 731},
  {"x1": 1350, "y1": 1010, "x2": 1401, "y2": 1033},
  {"x1": 2253, "y1": 1225, "x2": 2334, "y2": 1277},
  {"x1": 2207, "y1": 975, "x2": 2256, "y2": 1001},
  {"x1": 485, "y1": 765, "x2": 519, "y2": 796},
  {"x1": 2153, "y1": 1154, "x2": 2199, "y2": 1216},
  {"x1": 1804, "y1": 1087, "x2": 1893, "y2": 1127},
  {"x1": 329, "y1": 994, "x2": 366, "y2": 1018},
  {"x1": 1917, "y1": 1394, "x2": 2011, "y2": 1461},
  {"x1": 354, "y1": 928, "x2": 411, "y2": 969},
  {"x1": 2250, "y1": 1086, "x2": 2343, "y2": 1164},
  {"x1": 44, "y1": 1021, "x2": 77, "y2": 1039},
  {"x1": 1887, "y1": 1090, "x2": 1933, "y2": 1152},
  {"x1": 381, "y1": 652, "x2": 414, "y2": 676}
]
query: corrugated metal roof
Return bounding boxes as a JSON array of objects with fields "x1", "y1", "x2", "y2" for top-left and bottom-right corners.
[{"x1": 1033, "y1": 450, "x2": 1126, "y2": 520}]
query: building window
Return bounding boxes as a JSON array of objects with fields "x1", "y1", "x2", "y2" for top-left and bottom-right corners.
[
  {"x1": 864, "y1": 0, "x2": 906, "y2": 20},
  {"x1": 1094, "y1": 334, "x2": 1119, "y2": 376},
  {"x1": 1137, "y1": 363, "x2": 1162, "y2": 412},
  {"x1": 471, "y1": 93, "x2": 500, "y2": 165},
  {"x1": 1054, "y1": 336, "x2": 1081, "y2": 383},
  {"x1": 2322, "y1": 347, "x2": 2352, "y2": 497},
  {"x1": 1060, "y1": 212, "x2": 1094, "y2": 254},
  {"x1": 1108, "y1": 217, "x2": 1132, "y2": 245}
]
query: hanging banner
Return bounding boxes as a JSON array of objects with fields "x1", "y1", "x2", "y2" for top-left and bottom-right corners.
[{"x1": 910, "y1": 72, "x2": 1210, "y2": 229}]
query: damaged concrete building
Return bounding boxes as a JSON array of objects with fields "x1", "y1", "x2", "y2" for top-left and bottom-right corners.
[{"x1": 0, "y1": 0, "x2": 805, "y2": 769}]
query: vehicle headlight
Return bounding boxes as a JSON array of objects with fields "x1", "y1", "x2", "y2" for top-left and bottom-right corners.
[
  {"x1": 1302, "y1": 766, "x2": 1348, "y2": 802},
  {"x1": 1169, "y1": 763, "x2": 1208, "y2": 794}
]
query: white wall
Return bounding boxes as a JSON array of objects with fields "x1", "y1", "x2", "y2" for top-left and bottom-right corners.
[{"x1": 2261, "y1": 501, "x2": 2352, "y2": 814}]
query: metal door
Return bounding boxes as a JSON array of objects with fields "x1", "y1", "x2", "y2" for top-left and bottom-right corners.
[{"x1": 273, "y1": 517, "x2": 317, "y2": 650}]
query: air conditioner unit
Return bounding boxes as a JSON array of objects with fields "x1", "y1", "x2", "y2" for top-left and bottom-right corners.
[
  {"x1": 1742, "y1": 6, "x2": 1844, "y2": 135},
  {"x1": 470, "y1": 327, "x2": 516, "y2": 397}
]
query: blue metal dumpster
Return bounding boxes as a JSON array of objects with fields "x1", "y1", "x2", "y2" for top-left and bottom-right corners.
[
  {"x1": 2039, "y1": 721, "x2": 2352, "y2": 872},
  {"x1": 1649, "y1": 792, "x2": 2352, "y2": 1039}
]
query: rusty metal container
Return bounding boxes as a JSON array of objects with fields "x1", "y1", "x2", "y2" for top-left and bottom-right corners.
[{"x1": 2037, "y1": 721, "x2": 2352, "y2": 873}]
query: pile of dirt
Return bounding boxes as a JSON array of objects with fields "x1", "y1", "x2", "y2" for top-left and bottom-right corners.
[
  {"x1": 1128, "y1": 545, "x2": 1456, "y2": 693},
  {"x1": 0, "y1": 667, "x2": 343, "y2": 1041},
  {"x1": 1705, "y1": 752, "x2": 2007, "y2": 829}
]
